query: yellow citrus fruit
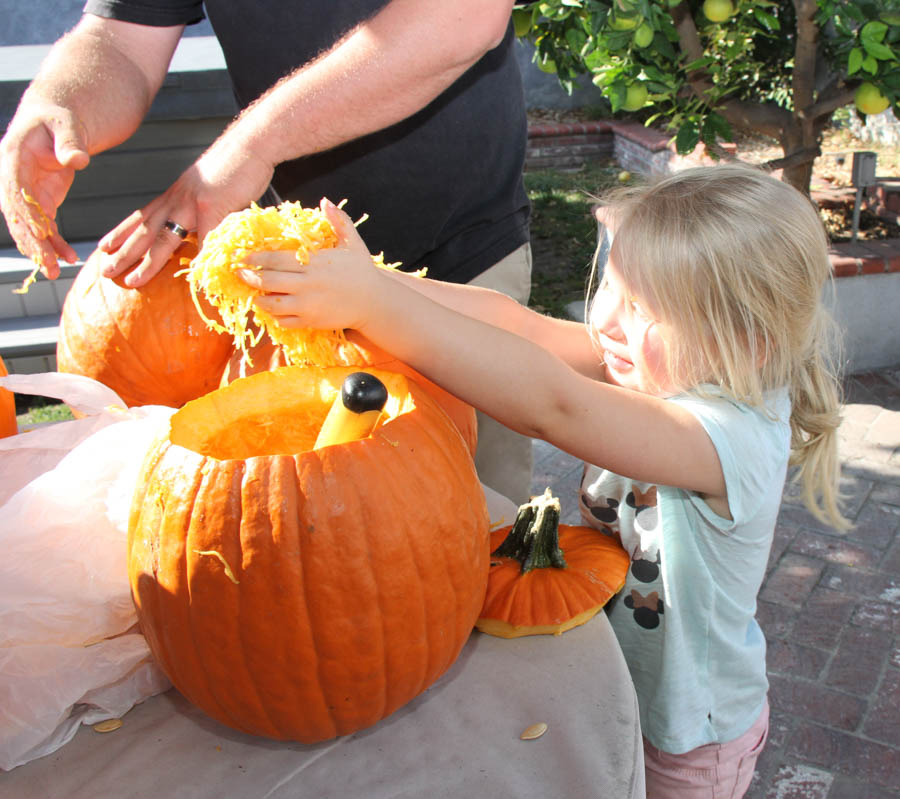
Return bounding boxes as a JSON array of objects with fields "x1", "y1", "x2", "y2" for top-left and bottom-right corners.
[
  {"x1": 854, "y1": 82, "x2": 890, "y2": 116},
  {"x1": 622, "y1": 83, "x2": 649, "y2": 111},
  {"x1": 703, "y1": 0, "x2": 734, "y2": 22},
  {"x1": 609, "y1": 12, "x2": 640, "y2": 31},
  {"x1": 633, "y1": 23, "x2": 654, "y2": 48}
]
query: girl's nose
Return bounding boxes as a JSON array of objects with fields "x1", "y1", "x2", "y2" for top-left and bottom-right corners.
[{"x1": 590, "y1": 290, "x2": 624, "y2": 340}]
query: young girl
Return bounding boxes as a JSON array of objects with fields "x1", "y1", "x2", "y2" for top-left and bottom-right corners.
[{"x1": 240, "y1": 164, "x2": 846, "y2": 798}]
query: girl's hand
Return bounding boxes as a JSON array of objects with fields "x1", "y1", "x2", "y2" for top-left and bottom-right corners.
[{"x1": 242, "y1": 198, "x2": 384, "y2": 332}]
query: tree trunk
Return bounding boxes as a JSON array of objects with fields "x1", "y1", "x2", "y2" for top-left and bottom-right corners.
[{"x1": 779, "y1": 123, "x2": 816, "y2": 194}]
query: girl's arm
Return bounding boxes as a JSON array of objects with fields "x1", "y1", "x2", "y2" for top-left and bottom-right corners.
[
  {"x1": 246, "y1": 202, "x2": 726, "y2": 499},
  {"x1": 376, "y1": 268, "x2": 604, "y2": 380}
]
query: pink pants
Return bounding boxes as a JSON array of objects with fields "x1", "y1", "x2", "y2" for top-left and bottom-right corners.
[{"x1": 642, "y1": 701, "x2": 769, "y2": 799}]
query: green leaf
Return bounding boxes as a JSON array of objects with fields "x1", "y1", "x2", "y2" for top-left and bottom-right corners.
[
  {"x1": 706, "y1": 111, "x2": 733, "y2": 141},
  {"x1": 684, "y1": 56, "x2": 715, "y2": 72},
  {"x1": 566, "y1": 26, "x2": 587, "y2": 51},
  {"x1": 753, "y1": 8, "x2": 780, "y2": 31},
  {"x1": 843, "y1": 3, "x2": 866, "y2": 23},
  {"x1": 675, "y1": 122, "x2": 700, "y2": 154},
  {"x1": 848, "y1": 47, "x2": 864, "y2": 75},
  {"x1": 863, "y1": 54, "x2": 879, "y2": 73},
  {"x1": 862, "y1": 39, "x2": 895, "y2": 61},
  {"x1": 861, "y1": 20, "x2": 888, "y2": 44}
]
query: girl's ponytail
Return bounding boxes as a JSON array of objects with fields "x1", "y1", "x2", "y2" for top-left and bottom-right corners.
[{"x1": 788, "y1": 308, "x2": 848, "y2": 530}]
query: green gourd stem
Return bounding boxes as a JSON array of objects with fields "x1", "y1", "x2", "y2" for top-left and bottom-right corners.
[{"x1": 492, "y1": 488, "x2": 567, "y2": 573}]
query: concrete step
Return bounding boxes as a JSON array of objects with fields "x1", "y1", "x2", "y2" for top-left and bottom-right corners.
[{"x1": 0, "y1": 242, "x2": 96, "y2": 373}]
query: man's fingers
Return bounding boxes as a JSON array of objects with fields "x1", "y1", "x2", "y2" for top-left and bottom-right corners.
[{"x1": 121, "y1": 234, "x2": 183, "y2": 287}]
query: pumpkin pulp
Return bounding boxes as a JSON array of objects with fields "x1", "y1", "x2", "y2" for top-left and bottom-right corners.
[{"x1": 476, "y1": 488, "x2": 630, "y2": 639}]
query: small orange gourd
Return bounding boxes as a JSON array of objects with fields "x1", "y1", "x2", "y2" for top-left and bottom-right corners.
[
  {"x1": 476, "y1": 489, "x2": 629, "y2": 638},
  {"x1": 128, "y1": 365, "x2": 490, "y2": 742},
  {"x1": 0, "y1": 356, "x2": 17, "y2": 438},
  {"x1": 56, "y1": 240, "x2": 233, "y2": 408}
]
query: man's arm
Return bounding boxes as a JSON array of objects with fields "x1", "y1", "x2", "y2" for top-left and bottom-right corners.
[
  {"x1": 223, "y1": 0, "x2": 514, "y2": 170},
  {"x1": 0, "y1": 16, "x2": 182, "y2": 275},
  {"x1": 99, "y1": 0, "x2": 517, "y2": 286}
]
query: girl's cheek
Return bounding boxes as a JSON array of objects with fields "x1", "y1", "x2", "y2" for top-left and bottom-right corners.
[{"x1": 638, "y1": 323, "x2": 671, "y2": 390}]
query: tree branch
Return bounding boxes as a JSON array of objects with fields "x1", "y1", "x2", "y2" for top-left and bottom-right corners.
[
  {"x1": 761, "y1": 146, "x2": 821, "y2": 171},
  {"x1": 808, "y1": 84, "x2": 856, "y2": 121},
  {"x1": 668, "y1": 4, "x2": 792, "y2": 139}
]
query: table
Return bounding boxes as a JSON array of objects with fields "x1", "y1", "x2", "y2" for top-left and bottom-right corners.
[{"x1": 0, "y1": 615, "x2": 644, "y2": 799}]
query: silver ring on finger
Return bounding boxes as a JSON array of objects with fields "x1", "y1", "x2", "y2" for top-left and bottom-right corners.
[{"x1": 162, "y1": 219, "x2": 189, "y2": 240}]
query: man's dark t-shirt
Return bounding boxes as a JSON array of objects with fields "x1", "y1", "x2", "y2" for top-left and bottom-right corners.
[{"x1": 83, "y1": 0, "x2": 531, "y2": 283}]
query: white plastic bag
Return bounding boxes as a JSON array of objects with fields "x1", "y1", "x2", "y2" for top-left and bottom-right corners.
[{"x1": 0, "y1": 373, "x2": 175, "y2": 771}]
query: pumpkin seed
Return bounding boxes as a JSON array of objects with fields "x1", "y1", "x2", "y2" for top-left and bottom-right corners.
[
  {"x1": 520, "y1": 722, "x2": 548, "y2": 740},
  {"x1": 93, "y1": 718, "x2": 123, "y2": 733}
]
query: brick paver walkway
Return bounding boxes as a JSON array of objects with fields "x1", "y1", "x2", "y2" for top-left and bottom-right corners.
[{"x1": 530, "y1": 364, "x2": 900, "y2": 799}]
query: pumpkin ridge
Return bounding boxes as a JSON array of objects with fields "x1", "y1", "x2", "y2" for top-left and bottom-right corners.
[
  {"x1": 416, "y1": 412, "x2": 488, "y2": 664},
  {"x1": 278, "y1": 455, "x2": 338, "y2": 737},
  {"x1": 137, "y1": 447, "x2": 242, "y2": 728},
  {"x1": 103, "y1": 282, "x2": 174, "y2": 401},
  {"x1": 319, "y1": 448, "x2": 388, "y2": 732},
  {"x1": 292, "y1": 453, "x2": 346, "y2": 738},
  {"x1": 364, "y1": 438, "x2": 432, "y2": 711},
  {"x1": 139, "y1": 290, "x2": 179, "y2": 393},
  {"x1": 345, "y1": 447, "x2": 395, "y2": 724},
  {"x1": 188, "y1": 457, "x2": 278, "y2": 735},
  {"x1": 232, "y1": 457, "x2": 286, "y2": 737},
  {"x1": 183, "y1": 457, "x2": 260, "y2": 733}
]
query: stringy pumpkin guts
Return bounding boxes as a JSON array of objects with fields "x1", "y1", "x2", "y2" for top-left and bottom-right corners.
[
  {"x1": 184, "y1": 201, "x2": 420, "y2": 366},
  {"x1": 12, "y1": 189, "x2": 54, "y2": 294}
]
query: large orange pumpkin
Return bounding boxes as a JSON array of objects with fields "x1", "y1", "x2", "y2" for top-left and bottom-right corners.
[
  {"x1": 56, "y1": 240, "x2": 233, "y2": 408},
  {"x1": 0, "y1": 356, "x2": 16, "y2": 438},
  {"x1": 220, "y1": 329, "x2": 478, "y2": 456},
  {"x1": 128, "y1": 365, "x2": 489, "y2": 742},
  {"x1": 476, "y1": 489, "x2": 629, "y2": 638}
]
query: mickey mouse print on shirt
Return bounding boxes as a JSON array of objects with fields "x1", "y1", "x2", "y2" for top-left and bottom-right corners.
[{"x1": 580, "y1": 470, "x2": 666, "y2": 631}]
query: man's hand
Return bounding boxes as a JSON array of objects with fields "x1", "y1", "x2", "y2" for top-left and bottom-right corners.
[
  {"x1": 95, "y1": 124, "x2": 276, "y2": 288},
  {"x1": 0, "y1": 99, "x2": 90, "y2": 278}
]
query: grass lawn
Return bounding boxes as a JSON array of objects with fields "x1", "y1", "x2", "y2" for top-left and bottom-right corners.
[
  {"x1": 15, "y1": 396, "x2": 74, "y2": 428},
  {"x1": 525, "y1": 160, "x2": 621, "y2": 319}
]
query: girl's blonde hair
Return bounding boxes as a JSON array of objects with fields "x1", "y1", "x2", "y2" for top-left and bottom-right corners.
[{"x1": 591, "y1": 163, "x2": 847, "y2": 529}]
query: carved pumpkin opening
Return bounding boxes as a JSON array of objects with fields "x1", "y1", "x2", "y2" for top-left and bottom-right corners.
[{"x1": 168, "y1": 366, "x2": 413, "y2": 460}]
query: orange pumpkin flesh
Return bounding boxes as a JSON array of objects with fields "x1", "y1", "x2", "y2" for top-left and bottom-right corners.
[
  {"x1": 128, "y1": 365, "x2": 490, "y2": 742},
  {"x1": 476, "y1": 489, "x2": 629, "y2": 638},
  {"x1": 56, "y1": 239, "x2": 233, "y2": 408},
  {"x1": 219, "y1": 329, "x2": 478, "y2": 457},
  {"x1": 0, "y1": 356, "x2": 16, "y2": 438}
]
